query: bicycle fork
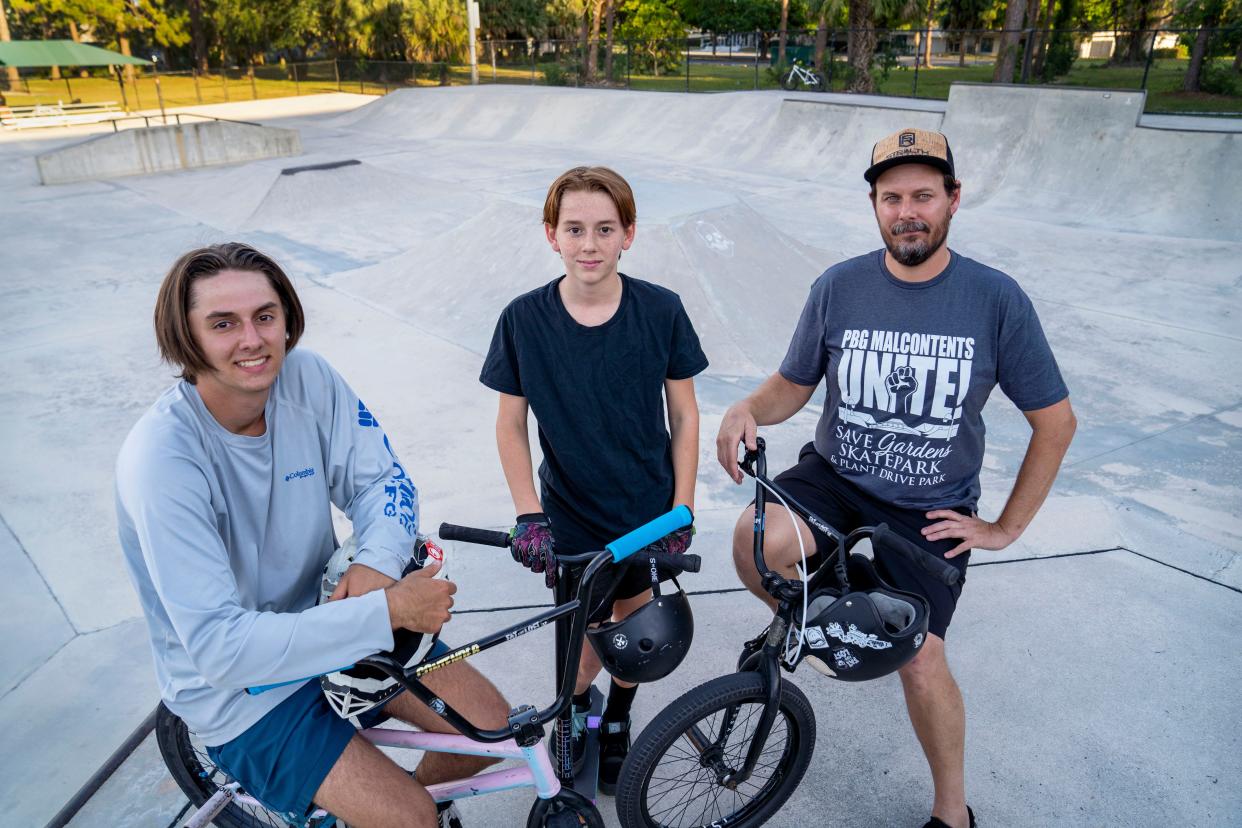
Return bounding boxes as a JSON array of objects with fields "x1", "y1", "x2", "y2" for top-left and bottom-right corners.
[{"x1": 685, "y1": 614, "x2": 789, "y2": 790}]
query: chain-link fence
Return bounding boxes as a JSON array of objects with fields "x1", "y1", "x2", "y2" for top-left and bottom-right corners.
[{"x1": 2, "y1": 28, "x2": 1237, "y2": 116}]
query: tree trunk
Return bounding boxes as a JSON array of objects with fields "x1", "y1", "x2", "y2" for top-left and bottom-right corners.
[
  {"x1": 579, "y1": 6, "x2": 589, "y2": 76},
  {"x1": 120, "y1": 35, "x2": 136, "y2": 84},
  {"x1": 1125, "y1": 1, "x2": 1151, "y2": 64},
  {"x1": 813, "y1": 2, "x2": 830, "y2": 72},
  {"x1": 1182, "y1": 21, "x2": 1214, "y2": 92},
  {"x1": 587, "y1": 0, "x2": 603, "y2": 80},
  {"x1": 778, "y1": 0, "x2": 790, "y2": 67},
  {"x1": 1234, "y1": 38, "x2": 1241, "y2": 72},
  {"x1": 959, "y1": 30, "x2": 969, "y2": 67},
  {"x1": 992, "y1": 0, "x2": 1028, "y2": 82},
  {"x1": 604, "y1": 0, "x2": 616, "y2": 80},
  {"x1": 1032, "y1": 0, "x2": 1055, "y2": 76},
  {"x1": 848, "y1": 0, "x2": 877, "y2": 92},
  {"x1": 189, "y1": 0, "x2": 208, "y2": 73},
  {"x1": 0, "y1": 0, "x2": 17, "y2": 90},
  {"x1": 923, "y1": 0, "x2": 935, "y2": 68}
]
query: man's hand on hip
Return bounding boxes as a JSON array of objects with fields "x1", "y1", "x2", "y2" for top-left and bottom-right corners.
[
  {"x1": 922, "y1": 510, "x2": 1018, "y2": 558},
  {"x1": 716, "y1": 402, "x2": 758, "y2": 484},
  {"x1": 384, "y1": 558, "x2": 456, "y2": 633},
  {"x1": 328, "y1": 562, "x2": 397, "y2": 601}
]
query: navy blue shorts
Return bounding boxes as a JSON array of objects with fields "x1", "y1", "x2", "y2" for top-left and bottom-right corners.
[
  {"x1": 767, "y1": 444, "x2": 971, "y2": 639},
  {"x1": 207, "y1": 640, "x2": 451, "y2": 821}
]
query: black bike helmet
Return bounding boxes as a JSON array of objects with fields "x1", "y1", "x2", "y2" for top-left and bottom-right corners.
[
  {"x1": 319, "y1": 536, "x2": 441, "y2": 719},
  {"x1": 587, "y1": 580, "x2": 694, "y2": 684},
  {"x1": 787, "y1": 552, "x2": 929, "y2": 682}
]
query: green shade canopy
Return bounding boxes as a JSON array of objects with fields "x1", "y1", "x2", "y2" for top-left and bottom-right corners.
[{"x1": 0, "y1": 40, "x2": 152, "y2": 68}]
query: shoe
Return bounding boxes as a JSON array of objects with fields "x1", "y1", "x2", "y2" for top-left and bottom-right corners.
[
  {"x1": 549, "y1": 704, "x2": 588, "y2": 777},
  {"x1": 736, "y1": 624, "x2": 771, "y2": 671},
  {"x1": 597, "y1": 717, "x2": 631, "y2": 796},
  {"x1": 922, "y1": 807, "x2": 975, "y2": 828},
  {"x1": 436, "y1": 801, "x2": 464, "y2": 828}
]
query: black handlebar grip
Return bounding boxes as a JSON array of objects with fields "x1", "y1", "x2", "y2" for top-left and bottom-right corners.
[
  {"x1": 872, "y1": 524, "x2": 960, "y2": 586},
  {"x1": 438, "y1": 523, "x2": 511, "y2": 548},
  {"x1": 627, "y1": 551, "x2": 702, "y2": 575}
]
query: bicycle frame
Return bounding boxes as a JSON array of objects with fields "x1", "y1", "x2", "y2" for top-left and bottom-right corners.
[
  {"x1": 707, "y1": 437, "x2": 958, "y2": 788},
  {"x1": 187, "y1": 506, "x2": 695, "y2": 827}
]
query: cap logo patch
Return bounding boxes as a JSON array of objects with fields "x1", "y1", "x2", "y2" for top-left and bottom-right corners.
[{"x1": 899, "y1": 132, "x2": 916, "y2": 147}]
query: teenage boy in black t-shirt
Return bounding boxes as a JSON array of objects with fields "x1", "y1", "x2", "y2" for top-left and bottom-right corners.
[{"x1": 480, "y1": 166, "x2": 708, "y2": 793}]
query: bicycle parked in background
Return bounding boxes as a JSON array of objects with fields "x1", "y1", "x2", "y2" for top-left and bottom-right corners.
[
  {"x1": 779, "y1": 61, "x2": 827, "y2": 92},
  {"x1": 613, "y1": 438, "x2": 960, "y2": 828}
]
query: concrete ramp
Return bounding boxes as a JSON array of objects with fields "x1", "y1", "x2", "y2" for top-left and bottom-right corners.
[
  {"x1": 35, "y1": 120, "x2": 301, "y2": 185},
  {"x1": 327, "y1": 180, "x2": 825, "y2": 375},
  {"x1": 942, "y1": 83, "x2": 1242, "y2": 240},
  {"x1": 245, "y1": 161, "x2": 485, "y2": 261},
  {"x1": 759, "y1": 99, "x2": 944, "y2": 186}
]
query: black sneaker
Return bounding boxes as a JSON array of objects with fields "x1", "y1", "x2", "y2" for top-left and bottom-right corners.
[
  {"x1": 597, "y1": 717, "x2": 631, "y2": 796},
  {"x1": 736, "y1": 624, "x2": 771, "y2": 671},
  {"x1": 922, "y1": 806, "x2": 976, "y2": 828},
  {"x1": 549, "y1": 704, "x2": 588, "y2": 777}
]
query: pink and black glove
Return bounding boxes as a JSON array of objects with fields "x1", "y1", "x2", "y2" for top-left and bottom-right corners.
[
  {"x1": 510, "y1": 513, "x2": 557, "y2": 588},
  {"x1": 654, "y1": 525, "x2": 695, "y2": 556}
]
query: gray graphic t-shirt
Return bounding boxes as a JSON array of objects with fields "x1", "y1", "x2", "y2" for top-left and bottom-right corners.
[{"x1": 780, "y1": 250, "x2": 1067, "y2": 510}]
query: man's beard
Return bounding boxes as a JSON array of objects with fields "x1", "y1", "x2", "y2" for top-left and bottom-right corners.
[{"x1": 880, "y1": 207, "x2": 952, "y2": 267}]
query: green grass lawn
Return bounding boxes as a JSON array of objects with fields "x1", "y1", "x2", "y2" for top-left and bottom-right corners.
[{"x1": 6, "y1": 56, "x2": 1237, "y2": 115}]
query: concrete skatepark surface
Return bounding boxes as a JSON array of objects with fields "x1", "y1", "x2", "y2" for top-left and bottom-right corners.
[{"x1": 1, "y1": 86, "x2": 1239, "y2": 826}]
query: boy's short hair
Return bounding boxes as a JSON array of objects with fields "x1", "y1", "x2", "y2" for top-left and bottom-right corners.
[
  {"x1": 543, "y1": 166, "x2": 637, "y2": 228},
  {"x1": 154, "y1": 242, "x2": 305, "y2": 383}
]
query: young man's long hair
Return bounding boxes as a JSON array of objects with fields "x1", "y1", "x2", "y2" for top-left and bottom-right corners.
[{"x1": 154, "y1": 243, "x2": 305, "y2": 383}]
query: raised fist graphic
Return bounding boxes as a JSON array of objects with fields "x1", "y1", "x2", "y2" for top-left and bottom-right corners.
[{"x1": 885, "y1": 365, "x2": 919, "y2": 414}]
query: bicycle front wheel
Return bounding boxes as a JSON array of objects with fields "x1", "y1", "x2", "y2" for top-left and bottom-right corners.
[
  {"x1": 778, "y1": 70, "x2": 797, "y2": 91},
  {"x1": 156, "y1": 703, "x2": 293, "y2": 828},
  {"x1": 615, "y1": 672, "x2": 815, "y2": 828}
]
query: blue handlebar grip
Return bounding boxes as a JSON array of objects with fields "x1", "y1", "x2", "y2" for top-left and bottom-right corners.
[
  {"x1": 246, "y1": 665, "x2": 354, "y2": 695},
  {"x1": 606, "y1": 505, "x2": 693, "y2": 562}
]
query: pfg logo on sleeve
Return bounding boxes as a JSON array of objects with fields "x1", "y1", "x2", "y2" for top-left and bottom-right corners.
[{"x1": 358, "y1": 400, "x2": 381, "y2": 428}]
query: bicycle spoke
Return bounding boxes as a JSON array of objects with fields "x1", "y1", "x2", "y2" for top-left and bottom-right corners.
[{"x1": 641, "y1": 697, "x2": 796, "y2": 828}]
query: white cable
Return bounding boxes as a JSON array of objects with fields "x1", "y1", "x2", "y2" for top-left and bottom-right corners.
[{"x1": 756, "y1": 477, "x2": 810, "y2": 666}]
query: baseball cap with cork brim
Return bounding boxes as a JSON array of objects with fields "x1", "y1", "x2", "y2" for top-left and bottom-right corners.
[{"x1": 864, "y1": 128, "x2": 956, "y2": 184}]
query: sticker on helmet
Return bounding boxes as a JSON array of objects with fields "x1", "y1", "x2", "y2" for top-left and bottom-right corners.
[
  {"x1": 612, "y1": 633, "x2": 629, "y2": 650},
  {"x1": 826, "y1": 621, "x2": 893, "y2": 650},
  {"x1": 804, "y1": 626, "x2": 828, "y2": 649},
  {"x1": 914, "y1": 633, "x2": 924, "y2": 649},
  {"x1": 833, "y1": 648, "x2": 860, "y2": 670}
]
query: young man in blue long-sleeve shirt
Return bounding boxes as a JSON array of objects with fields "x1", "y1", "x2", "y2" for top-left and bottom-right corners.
[{"x1": 117, "y1": 243, "x2": 507, "y2": 828}]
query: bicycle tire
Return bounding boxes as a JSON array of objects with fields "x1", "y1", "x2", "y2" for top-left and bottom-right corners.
[
  {"x1": 813, "y1": 72, "x2": 828, "y2": 92},
  {"x1": 778, "y1": 70, "x2": 797, "y2": 91},
  {"x1": 156, "y1": 703, "x2": 296, "y2": 828},
  {"x1": 615, "y1": 672, "x2": 815, "y2": 828}
]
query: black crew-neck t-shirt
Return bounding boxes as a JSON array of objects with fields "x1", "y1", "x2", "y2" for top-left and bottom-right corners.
[{"x1": 480, "y1": 274, "x2": 709, "y2": 551}]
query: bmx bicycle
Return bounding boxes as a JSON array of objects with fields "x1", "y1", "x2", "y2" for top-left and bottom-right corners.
[
  {"x1": 778, "y1": 61, "x2": 827, "y2": 92},
  {"x1": 613, "y1": 439, "x2": 960, "y2": 828},
  {"x1": 159, "y1": 507, "x2": 701, "y2": 828}
]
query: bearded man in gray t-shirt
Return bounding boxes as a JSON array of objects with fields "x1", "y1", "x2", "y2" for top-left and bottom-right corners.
[{"x1": 716, "y1": 129, "x2": 1077, "y2": 828}]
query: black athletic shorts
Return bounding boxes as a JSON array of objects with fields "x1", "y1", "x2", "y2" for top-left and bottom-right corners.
[{"x1": 766, "y1": 443, "x2": 971, "y2": 639}]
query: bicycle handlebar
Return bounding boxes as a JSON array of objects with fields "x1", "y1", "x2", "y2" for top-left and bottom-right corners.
[
  {"x1": 605, "y1": 505, "x2": 694, "y2": 560},
  {"x1": 437, "y1": 522, "x2": 510, "y2": 548},
  {"x1": 871, "y1": 523, "x2": 961, "y2": 586}
]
